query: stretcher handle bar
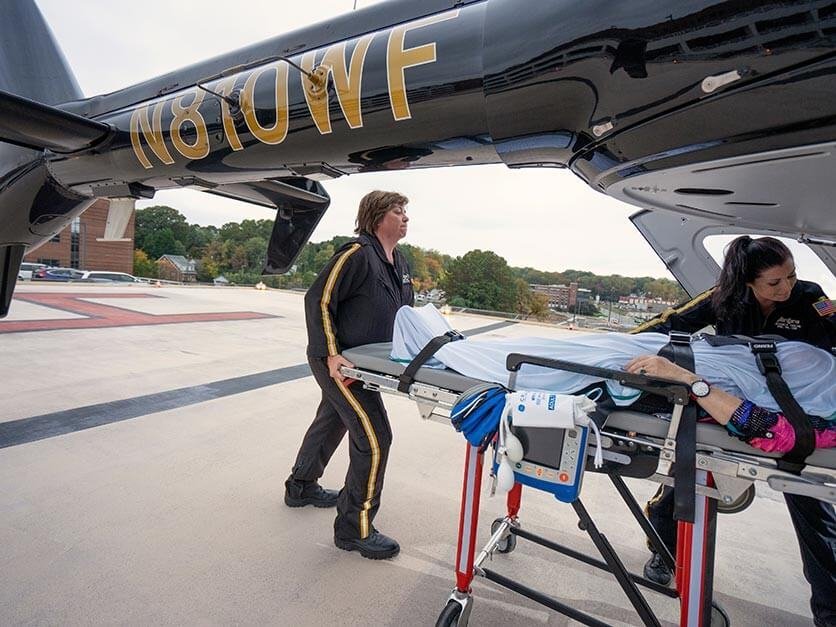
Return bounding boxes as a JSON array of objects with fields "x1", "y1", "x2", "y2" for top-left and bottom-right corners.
[{"x1": 505, "y1": 354, "x2": 690, "y2": 404}]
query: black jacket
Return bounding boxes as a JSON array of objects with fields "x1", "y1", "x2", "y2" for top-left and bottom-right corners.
[
  {"x1": 305, "y1": 233, "x2": 414, "y2": 358},
  {"x1": 632, "y1": 279, "x2": 835, "y2": 352}
]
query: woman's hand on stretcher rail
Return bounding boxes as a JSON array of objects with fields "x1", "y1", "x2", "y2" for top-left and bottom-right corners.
[
  {"x1": 624, "y1": 355, "x2": 742, "y2": 427},
  {"x1": 327, "y1": 353, "x2": 357, "y2": 385}
]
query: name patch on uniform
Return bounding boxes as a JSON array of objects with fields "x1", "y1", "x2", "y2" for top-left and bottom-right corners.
[
  {"x1": 774, "y1": 316, "x2": 801, "y2": 331},
  {"x1": 812, "y1": 297, "x2": 835, "y2": 317}
]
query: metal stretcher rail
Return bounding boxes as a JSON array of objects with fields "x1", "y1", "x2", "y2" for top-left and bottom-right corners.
[{"x1": 341, "y1": 344, "x2": 836, "y2": 489}]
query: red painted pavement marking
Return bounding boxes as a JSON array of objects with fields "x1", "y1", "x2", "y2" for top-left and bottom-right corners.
[{"x1": 1, "y1": 292, "x2": 276, "y2": 334}]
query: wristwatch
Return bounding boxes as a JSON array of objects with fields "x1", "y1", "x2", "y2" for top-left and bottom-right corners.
[{"x1": 689, "y1": 378, "x2": 711, "y2": 398}]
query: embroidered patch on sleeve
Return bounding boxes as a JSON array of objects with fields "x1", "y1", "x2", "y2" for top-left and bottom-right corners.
[{"x1": 812, "y1": 297, "x2": 835, "y2": 317}]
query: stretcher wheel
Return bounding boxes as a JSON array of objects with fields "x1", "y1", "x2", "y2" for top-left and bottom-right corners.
[
  {"x1": 435, "y1": 600, "x2": 463, "y2": 627},
  {"x1": 491, "y1": 518, "x2": 517, "y2": 554},
  {"x1": 717, "y1": 484, "x2": 755, "y2": 515},
  {"x1": 710, "y1": 599, "x2": 730, "y2": 627}
]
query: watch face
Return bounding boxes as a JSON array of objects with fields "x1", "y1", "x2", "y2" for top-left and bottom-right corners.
[{"x1": 691, "y1": 380, "x2": 711, "y2": 398}]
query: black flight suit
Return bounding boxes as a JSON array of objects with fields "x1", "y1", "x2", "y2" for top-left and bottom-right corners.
[
  {"x1": 634, "y1": 280, "x2": 836, "y2": 624},
  {"x1": 632, "y1": 279, "x2": 836, "y2": 345},
  {"x1": 291, "y1": 233, "x2": 414, "y2": 541}
]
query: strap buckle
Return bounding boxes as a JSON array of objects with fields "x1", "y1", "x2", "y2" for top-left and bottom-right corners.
[
  {"x1": 397, "y1": 330, "x2": 465, "y2": 393},
  {"x1": 667, "y1": 330, "x2": 692, "y2": 345},
  {"x1": 749, "y1": 341, "x2": 781, "y2": 375}
]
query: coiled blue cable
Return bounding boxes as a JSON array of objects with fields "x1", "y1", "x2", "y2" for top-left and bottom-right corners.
[{"x1": 451, "y1": 386, "x2": 508, "y2": 448}]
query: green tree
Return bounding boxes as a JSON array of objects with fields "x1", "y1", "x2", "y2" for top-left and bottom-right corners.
[
  {"x1": 227, "y1": 269, "x2": 261, "y2": 285},
  {"x1": 183, "y1": 224, "x2": 217, "y2": 256},
  {"x1": 218, "y1": 218, "x2": 273, "y2": 245},
  {"x1": 202, "y1": 239, "x2": 226, "y2": 265},
  {"x1": 400, "y1": 244, "x2": 432, "y2": 290},
  {"x1": 197, "y1": 256, "x2": 219, "y2": 282},
  {"x1": 527, "y1": 291, "x2": 551, "y2": 321},
  {"x1": 243, "y1": 236, "x2": 267, "y2": 269},
  {"x1": 514, "y1": 279, "x2": 550, "y2": 320},
  {"x1": 425, "y1": 253, "x2": 446, "y2": 287},
  {"x1": 133, "y1": 249, "x2": 157, "y2": 278},
  {"x1": 312, "y1": 244, "x2": 336, "y2": 272},
  {"x1": 442, "y1": 250, "x2": 518, "y2": 312},
  {"x1": 142, "y1": 227, "x2": 187, "y2": 260},
  {"x1": 228, "y1": 243, "x2": 249, "y2": 271},
  {"x1": 132, "y1": 206, "x2": 684, "y2": 305},
  {"x1": 644, "y1": 278, "x2": 686, "y2": 302},
  {"x1": 135, "y1": 206, "x2": 189, "y2": 254}
]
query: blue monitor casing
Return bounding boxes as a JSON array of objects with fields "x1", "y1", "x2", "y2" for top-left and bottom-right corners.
[{"x1": 493, "y1": 424, "x2": 589, "y2": 502}]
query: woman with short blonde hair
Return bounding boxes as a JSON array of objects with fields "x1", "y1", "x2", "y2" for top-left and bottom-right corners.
[{"x1": 354, "y1": 190, "x2": 408, "y2": 235}]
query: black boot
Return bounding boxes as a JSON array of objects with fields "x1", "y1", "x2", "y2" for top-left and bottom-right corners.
[
  {"x1": 334, "y1": 531, "x2": 400, "y2": 560},
  {"x1": 284, "y1": 475, "x2": 339, "y2": 508},
  {"x1": 643, "y1": 551, "x2": 672, "y2": 586}
]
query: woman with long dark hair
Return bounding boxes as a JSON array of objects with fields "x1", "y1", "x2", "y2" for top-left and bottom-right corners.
[
  {"x1": 633, "y1": 236, "x2": 834, "y2": 345},
  {"x1": 634, "y1": 235, "x2": 835, "y2": 626}
]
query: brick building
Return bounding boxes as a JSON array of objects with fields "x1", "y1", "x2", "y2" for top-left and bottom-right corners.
[
  {"x1": 530, "y1": 281, "x2": 591, "y2": 311},
  {"x1": 157, "y1": 255, "x2": 197, "y2": 283},
  {"x1": 23, "y1": 200, "x2": 135, "y2": 273}
]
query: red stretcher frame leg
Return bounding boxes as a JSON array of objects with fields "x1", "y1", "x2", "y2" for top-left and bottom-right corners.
[
  {"x1": 676, "y1": 470, "x2": 718, "y2": 627},
  {"x1": 454, "y1": 444, "x2": 484, "y2": 593},
  {"x1": 506, "y1": 482, "x2": 522, "y2": 519}
]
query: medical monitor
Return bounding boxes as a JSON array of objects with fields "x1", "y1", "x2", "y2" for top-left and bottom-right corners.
[{"x1": 501, "y1": 425, "x2": 589, "y2": 503}]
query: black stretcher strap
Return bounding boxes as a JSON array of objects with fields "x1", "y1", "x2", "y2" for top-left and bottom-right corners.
[
  {"x1": 397, "y1": 330, "x2": 464, "y2": 393},
  {"x1": 702, "y1": 334, "x2": 815, "y2": 473},
  {"x1": 658, "y1": 332, "x2": 698, "y2": 523},
  {"x1": 750, "y1": 341, "x2": 815, "y2": 473}
]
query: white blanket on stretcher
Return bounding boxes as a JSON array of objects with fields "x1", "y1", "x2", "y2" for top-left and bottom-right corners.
[{"x1": 391, "y1": 305, "x2": 836, "y2": 416}]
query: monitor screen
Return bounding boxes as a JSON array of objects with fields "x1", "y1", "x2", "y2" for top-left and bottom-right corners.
[{"x1": 514, "y1": 426, "x2": 567, "y2": 471}]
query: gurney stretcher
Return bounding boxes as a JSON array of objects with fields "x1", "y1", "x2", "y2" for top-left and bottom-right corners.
[{"x1": 341, "y1": 342, "x2": 836, "y2": 627}]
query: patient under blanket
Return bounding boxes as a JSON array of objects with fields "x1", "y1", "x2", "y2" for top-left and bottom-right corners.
[{"x1": 391, "y1": 305, "x2": 836, "y2": 420}]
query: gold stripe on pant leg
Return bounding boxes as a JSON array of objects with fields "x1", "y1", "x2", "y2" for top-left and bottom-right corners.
[{"x1": 336, "y1": 379, "x2": 380, "y2": 539}]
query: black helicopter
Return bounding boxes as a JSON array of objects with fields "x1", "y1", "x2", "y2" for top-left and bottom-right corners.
[{"x1": 1, "y1": 0, "x2": 834, "y2": 316}]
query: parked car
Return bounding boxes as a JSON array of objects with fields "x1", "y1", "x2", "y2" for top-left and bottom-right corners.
[
  {"x1": 79, "y1": 271, "x2": 144, "y2": 283},
  {"x1": 18, "y1": 262, "x2": 48, "y2": 280},
  {"x1": 32, "y1": 267, "x2": 84, "y2": 281}
]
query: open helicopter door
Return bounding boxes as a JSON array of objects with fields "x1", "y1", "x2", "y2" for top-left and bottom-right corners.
[
  {"x1": 200, "y1": 176, "x2": 330, "y2": 275},
  {"x1": 629, "y1": 209, "x2": 836, "y2": 299}
]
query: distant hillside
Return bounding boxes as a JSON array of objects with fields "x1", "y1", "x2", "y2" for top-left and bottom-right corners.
[{"x1": 133, "y1": 206, "x2": 685, "y2": 312}]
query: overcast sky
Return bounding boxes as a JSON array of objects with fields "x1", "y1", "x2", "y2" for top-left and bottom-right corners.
[{"x1": 34, "y1": 0, "x2": 678, "y2": 277}]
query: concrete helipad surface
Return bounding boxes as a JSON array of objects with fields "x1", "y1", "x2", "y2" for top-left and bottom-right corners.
[{"x1": 0, "y1": 284, "x2": 816, "y2": 626}]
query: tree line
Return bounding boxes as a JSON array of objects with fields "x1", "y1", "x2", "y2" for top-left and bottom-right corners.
[{"x1": 133, "y1": 205, "x2": 685, "y2": 313}]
